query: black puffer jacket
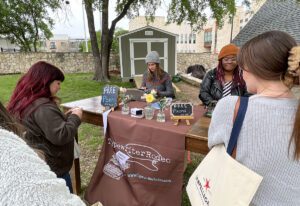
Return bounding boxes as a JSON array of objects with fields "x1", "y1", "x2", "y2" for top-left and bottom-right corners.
[{"x1": 199, "y1": 68, "x2": 247, "y2": 106}]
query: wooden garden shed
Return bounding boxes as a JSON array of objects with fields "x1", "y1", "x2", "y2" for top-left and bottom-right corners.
[{"x1": 118, "y1": 25, "x2": 177, "y2": 81}]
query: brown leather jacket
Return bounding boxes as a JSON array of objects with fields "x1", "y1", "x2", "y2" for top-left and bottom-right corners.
[{"x1": 22, "y1": 98, "x2": 81, "y2": 176}]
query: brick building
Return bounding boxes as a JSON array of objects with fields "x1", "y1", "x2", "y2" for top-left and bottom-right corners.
[{"x1": 39, "y1": 34, "x2": 85, "y2": 52}]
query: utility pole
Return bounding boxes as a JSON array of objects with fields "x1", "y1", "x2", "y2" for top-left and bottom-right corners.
[
  {"x1": 99, "y1": 8, "x2": 102, "y2": 32},
  {"x1": 230, "y1": 14, "x2": 234, "y2": 43},
  {"x1": 82, "y1": 0, "x2": 88, "y2": 52}
]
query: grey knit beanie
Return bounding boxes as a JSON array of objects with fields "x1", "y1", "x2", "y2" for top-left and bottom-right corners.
[{"x1": 145, "y1": 51, "x2": 160, "y2": 64}]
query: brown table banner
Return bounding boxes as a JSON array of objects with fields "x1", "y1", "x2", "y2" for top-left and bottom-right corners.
[{"x1": 85, "y1": 102, "x2": 203, "y2": 206}]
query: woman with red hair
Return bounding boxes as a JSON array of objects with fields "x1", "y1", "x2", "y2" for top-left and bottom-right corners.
[
  {"x1": 199, "y1": 44, "x2": 247, "y2": 106},
  {"x1": 7, "y1": 61, "x2": 82, "y2": 193}
]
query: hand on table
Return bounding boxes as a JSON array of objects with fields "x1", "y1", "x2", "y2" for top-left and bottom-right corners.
[{"x1": 65, "y1": 107, "x2": 83, "y2": 119}]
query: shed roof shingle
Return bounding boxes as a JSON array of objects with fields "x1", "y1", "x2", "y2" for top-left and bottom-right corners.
[{"x1": 233, "y1": 0, "x2": 300, "y2": 46}]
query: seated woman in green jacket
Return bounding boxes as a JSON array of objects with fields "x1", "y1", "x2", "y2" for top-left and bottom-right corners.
[
  {"x1": 141, "y1": 51, "x2": 175, "y2": 98},
  {"x1": 7, "y1": 61, "x2": 82, "y2": 193}
]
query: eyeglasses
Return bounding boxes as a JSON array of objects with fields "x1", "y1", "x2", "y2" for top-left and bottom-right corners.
[{"x1": 222, "y1": 57, "x2": 237, "y2": 63}]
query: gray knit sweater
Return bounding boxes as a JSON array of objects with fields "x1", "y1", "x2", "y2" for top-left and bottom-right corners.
[
  {"x1": 0, "y1": 128, "x2": 85, "y2": 205},
  {"x1": 208, "y1": 95, "x2": 300, "y2": 206}
]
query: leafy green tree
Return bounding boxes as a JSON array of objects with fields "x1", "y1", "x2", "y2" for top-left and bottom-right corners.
[
  {"x1": 79, "y1": 28, "x2": 127, "y2": 54},
  {"x1": 167, "y1": 0, "x2": 236, "y2": 30},
  {"x1": 0, "y1": 0, "x2": 61, "y2": 52},
  {"x1": 97, "y1": 0, "x2": 165, "y2": 81}
]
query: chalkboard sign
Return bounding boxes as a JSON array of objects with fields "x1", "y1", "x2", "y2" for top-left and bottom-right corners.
[
  {"x1": 170, "y1": 103, "x2": 193, "y2": 117},
  {"x1": 101, "y1": 85, "x2": 119, "y2": 108},
  {"x1": 170, "y1": 103, "x2": 194, "y2": 126}
]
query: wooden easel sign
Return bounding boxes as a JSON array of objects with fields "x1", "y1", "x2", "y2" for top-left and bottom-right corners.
[
  {"x1": 170, "y1": 102, "x2": 194, "y2": 126},
  {"x1": 101, "y1": 85, "x2": 119, "y2": 111}
]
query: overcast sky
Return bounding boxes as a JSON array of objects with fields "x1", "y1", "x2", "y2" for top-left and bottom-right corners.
[
  {"x1": 52, "y1": 0, "x2": 244, "y2": 39},
  {"x1": 52, "y1": 0, "x2": 169, "y2": 39}
]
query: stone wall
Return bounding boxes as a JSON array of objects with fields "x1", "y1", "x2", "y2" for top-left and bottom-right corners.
[
  {"x1": 0, "y1": 52, "x2": 217, "y2": 74},
  {"x1": 177, "y1": 53, "x2": 218, "y2": 73},
  {"x1": 0, "y1": 52, "x2": 95, "y2": 74}
]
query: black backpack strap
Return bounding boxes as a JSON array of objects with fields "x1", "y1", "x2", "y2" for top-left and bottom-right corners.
[{"x1": 226, "y1": 97, "x2": 249, "y2": 155}]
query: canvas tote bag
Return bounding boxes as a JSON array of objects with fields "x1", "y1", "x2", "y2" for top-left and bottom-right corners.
[{"x1": 187, "y1": 97, "x2": 263, "y2": 206}]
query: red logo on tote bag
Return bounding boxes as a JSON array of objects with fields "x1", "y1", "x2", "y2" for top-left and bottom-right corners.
[{"x1": 204, "y1": 179, "x2": 210, "y2": 191}]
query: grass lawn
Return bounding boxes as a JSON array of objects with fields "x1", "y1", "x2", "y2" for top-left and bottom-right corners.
[
  {"x1": 0, "y1": 73, "x2": 134, "y2": 104},
  {"x1": 0, "y1": 73, "x2": 203, "y2": 206},
  {"x1": 0, "y1": 74, "x2": 21, "y2": 104}
]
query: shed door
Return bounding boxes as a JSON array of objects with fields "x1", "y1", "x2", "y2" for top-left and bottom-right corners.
[{"x1": 130, "y1": 38, "x2": 168, "y2": 76}]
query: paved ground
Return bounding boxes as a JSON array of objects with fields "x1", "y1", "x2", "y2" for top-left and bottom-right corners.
[{"x1": 175, "y1": 81, "x2": 202, "y2": 105}]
